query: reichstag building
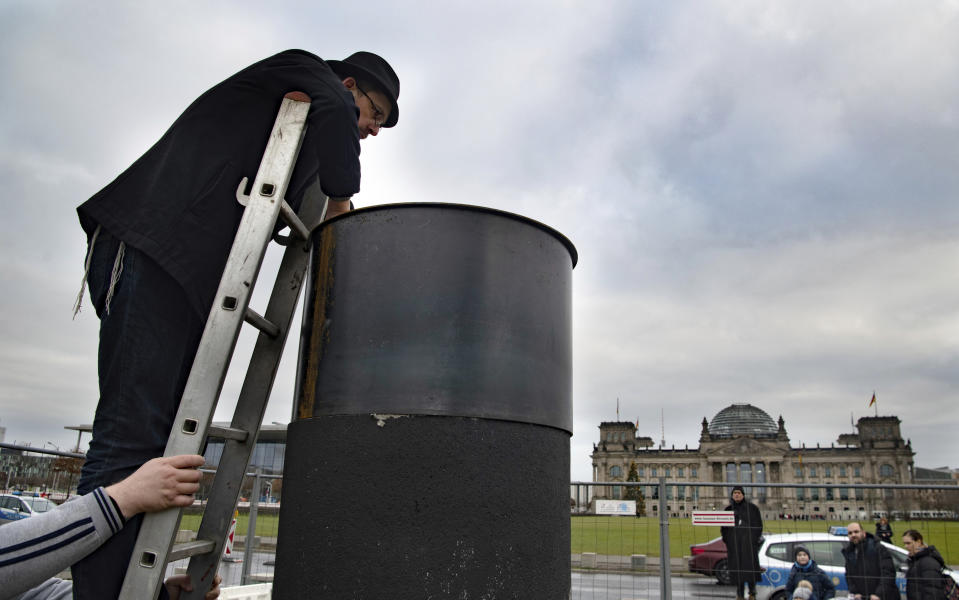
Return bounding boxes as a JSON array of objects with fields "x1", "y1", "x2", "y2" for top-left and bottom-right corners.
[{"x1": 590, "y1": 403, "x2": 922, "y2": 519}]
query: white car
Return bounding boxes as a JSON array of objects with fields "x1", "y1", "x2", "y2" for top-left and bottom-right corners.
[
  {"x1": 754, "y1": 531, "x2": 922, "y2": 600},
  {"x1": 0, "y1": 493, "x2": 57, "y2": 523}
]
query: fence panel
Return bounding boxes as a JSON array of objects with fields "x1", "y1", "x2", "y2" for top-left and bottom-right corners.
[
  {"x1": 571, "y1": 480, "x2": 959, "y2": 600},
  {"x1": 4, "y1": 444, "x2": 957, "y2": 598}
]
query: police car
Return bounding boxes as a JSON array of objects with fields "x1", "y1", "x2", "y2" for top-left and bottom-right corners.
[
  {"x1": 754, "y1": 532, "x2": 913, "y2": 600},
  {"x1": 0, "y1": 493, "x2": 57, "y2": 523}
]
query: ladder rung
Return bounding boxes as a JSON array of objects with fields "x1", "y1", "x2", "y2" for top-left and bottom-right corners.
[
  {"x1": 280, "y1": 200, "x2": 311, "y2": 241},
  {"x1": 244, "y1": 308, "x2": 280, "y2": 338},
  {"x1": 207, "y1": 425, "x2": 249, "y2": 442},
  {"x1": 169, "y1": 540, "x2": 216, "y2": 562}
]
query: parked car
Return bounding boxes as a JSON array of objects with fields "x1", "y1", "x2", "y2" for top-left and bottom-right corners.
[
  {"x1": 754, "y1": 531, "x2": 959, "y2": 600},
  {"x1": 689, "y1": 536, "x2": 732, "y2": 584},
  {"x1": 0, "y1": 493, "x2": 57, "y2": 523}
]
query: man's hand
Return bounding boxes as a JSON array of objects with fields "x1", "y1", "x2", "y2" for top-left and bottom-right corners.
[
  {"x1": 325, "y1": 197, "x2": 352, "y2": 220},
  {"x1": 869, "y1": 595, "x2": 880, "y2": 600},
  {"x1": 105, "y1": 455, "x2": 204, "y2": 519},
  {"x1": 165, "y1": 573, "x2": 222, "y2": 600}
]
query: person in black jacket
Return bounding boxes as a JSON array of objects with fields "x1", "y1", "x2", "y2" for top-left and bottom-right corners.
[
  {"x1": 785, "y1": 545, "x2": 836, "y2": 600},
  {"x1": 842, "y1": 522, "x2": 898, "y2": 600},
  {"x1": 902, "y1": 529, "x2": 947, "y2": 600},
  {"x1": 71, "y1": 49, "x2": 401, "y2": 599},
  {"x1": 721, "y1": 485, "x2": 763, "y2": 600},
  {"x1": 876, "y1": 517, "x2": 893, "y2": 543}
]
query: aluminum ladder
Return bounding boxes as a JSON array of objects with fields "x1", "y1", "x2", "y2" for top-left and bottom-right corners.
[{"x1": 118, "y1": 92, "x2": 327, "y2": 600}]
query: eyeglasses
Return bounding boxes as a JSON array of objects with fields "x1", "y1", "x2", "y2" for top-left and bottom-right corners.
[{"x1": 356, "y1": 85, "x2": 386, "y2": 127}]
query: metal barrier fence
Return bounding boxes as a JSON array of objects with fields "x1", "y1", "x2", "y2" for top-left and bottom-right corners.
[
  {"x1": 173, "y1": 468, "x2": 284, "y2": 587},
  {"x1": 570, "y1": 479, "x2": 959, "y2": 600},
  {"x1": 4, "y1": 445, "x2": 957, "y2": 597},
  {"x1": 0, "y1": 443, "x2": 283, "y2": 588}
]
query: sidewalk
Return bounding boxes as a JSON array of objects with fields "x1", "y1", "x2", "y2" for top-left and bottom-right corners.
[{"x1": 571, "y1": 553, "x2": 696, "y2": 576}]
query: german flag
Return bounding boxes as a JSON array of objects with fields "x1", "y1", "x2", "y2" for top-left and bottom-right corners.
[{"x1": 869, "y1": 392, "x2": 876, "y2": 407}]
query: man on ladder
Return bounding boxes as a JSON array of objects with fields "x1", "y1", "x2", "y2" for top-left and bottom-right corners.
[{"x1": 72, "y1": 49, "x2": 401, "y2": 599}]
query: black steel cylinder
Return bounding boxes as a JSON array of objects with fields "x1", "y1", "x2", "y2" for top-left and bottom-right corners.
[{"x1": 273, "y1": 203, "x2": 576, "y2": 599}]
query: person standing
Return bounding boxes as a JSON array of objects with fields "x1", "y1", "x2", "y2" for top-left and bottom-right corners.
[
  {"x1": 721, "y1": 485, "x2": 763, "y2": 600},
  {"x1": 71, "y1": 49, "x2": 401, "y2": 599},
  {"x1": 902, "y1": 529, "x2": 946, "y2": 600},
  {"x1": 876, "y1": 517, "x2": 893, "y2": 543},
  {"x1": 785, "y1": 545, "x2": 836, "y2": 600},
  {"x1": 842, "y1": 522, "x2": 897, "y2": 600}
]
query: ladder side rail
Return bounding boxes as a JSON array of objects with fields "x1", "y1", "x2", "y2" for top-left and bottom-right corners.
[
  {"x1": 239, "y1": 470, "x2": 262, "y2": 586},
  {"x1": 289, "y1": 184, "x2": 330, "y2": 422},
  {"x1": 180, "y1": 193, "x2": 328, "y2": 600},
  {"x1": 119, "y1": 95, "x2": 312, "y2": 600}
]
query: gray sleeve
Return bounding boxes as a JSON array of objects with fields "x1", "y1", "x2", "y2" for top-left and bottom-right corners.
[
  {"x1": 11, "y1": 578, "x2": 74, "y2": 600},
  {"x1": 0, "y1": 488, "x2": 123, "y2": 599}
]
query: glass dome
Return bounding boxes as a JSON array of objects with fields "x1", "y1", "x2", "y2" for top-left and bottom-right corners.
[{"x1": 708, "y1": 403, "x2": 778, "y2": 438}]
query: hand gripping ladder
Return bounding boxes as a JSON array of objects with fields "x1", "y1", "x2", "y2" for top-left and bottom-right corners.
[{"x1": 119, "y1": 92, "x2": 328, "y2": 600}]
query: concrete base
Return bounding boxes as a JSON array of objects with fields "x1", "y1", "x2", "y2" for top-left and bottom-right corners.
[
  {"x1": 273, "y1": 415, "x2": 570, "y2": 599},
  {"x1": 175, "y1": 529, "x2": 196, "y2": 543}
]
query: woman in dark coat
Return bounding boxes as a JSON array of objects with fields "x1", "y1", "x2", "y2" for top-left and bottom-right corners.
[
  {"x1": 876, "y1": 517, "x2": 893, "y2": 543},
  {"x1": 902, "y1": 529, "x2": 946, "y2": 600},
  {"x1": 785, "y1": 545, "x2": 836, "y2": 600},
  {"x1": 721, "y1": 485, "x2": 764, "y2": 600}
]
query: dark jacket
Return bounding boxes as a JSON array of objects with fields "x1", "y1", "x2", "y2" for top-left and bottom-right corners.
[
  {"x1": 905, "y1": 545, "x2": 946, "y2": 600},
  {"x1": 875, "y1": 521, "x2": 893, "y2": 543},
  {"x1": 842, "y1": 533, "x2": 897, "y2": 600},
  {"x1": 78, "y1": 49, "x2": 361, "y2": 318},
  {"x1": 720, "y1": 496, "x2": 763, "y2": 585},
  {"x1": 785, "y1": 559, "x2": 836, "y2": 600}
]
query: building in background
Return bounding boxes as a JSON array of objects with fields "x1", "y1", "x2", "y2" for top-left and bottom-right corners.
[
  {"x1": 589, "y1": 404, "x2": 944, "y2": 520},
  {"x1": 201, "y1": 423, "x2": 286, "y2": 476},
  {"x1": 1, "y1": 423, "x2": 288, "y2": 497}
]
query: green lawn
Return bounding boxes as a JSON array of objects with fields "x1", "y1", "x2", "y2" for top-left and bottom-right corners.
[
  {"x1": 178, "y1": 513, "x2": 959, "y2": 564},
  {"x1": 571, "y1": 517, "x2": 959, "y2": 564},
  {"x1": 180, "y1": 512, "x2": 281, "y2": 538}
]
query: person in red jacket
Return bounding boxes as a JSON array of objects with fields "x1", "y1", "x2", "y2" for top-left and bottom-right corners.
[{"x1": 71, "y1": 49, "x2": 400, "y2": 599}]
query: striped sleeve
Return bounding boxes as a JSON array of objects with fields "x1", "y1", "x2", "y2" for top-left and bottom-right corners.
[{"x1": 1, "y1": 488, "x2": 123, "y2": 598}]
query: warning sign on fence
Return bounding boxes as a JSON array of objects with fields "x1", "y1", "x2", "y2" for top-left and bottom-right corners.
[
  {"x1": 691, "y1": 510, "x2": 735, "y2": 525},
  {"x1": 595, "y1": 499, "x2": 636, "y2": 516},
  {"x1": 222, "y1": 509, "x2": 242, "y2": 562}
]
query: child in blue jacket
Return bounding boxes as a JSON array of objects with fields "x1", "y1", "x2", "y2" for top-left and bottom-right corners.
[{"x1": 785, "y1": 545, "x2": 836, "y2": 600}]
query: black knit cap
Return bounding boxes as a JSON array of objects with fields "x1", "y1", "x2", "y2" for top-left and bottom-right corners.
[
  {"x1": 794, "y1": 545, "x2": 811, "y2": 560},
  {"x1": 328, "y1": 51, "x2": 400, "y2": 128},
  {"x1": 731, "y1": 485, "x2": 745, "y2": 495}
]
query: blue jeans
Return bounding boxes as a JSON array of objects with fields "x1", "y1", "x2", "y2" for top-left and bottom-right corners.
[{"x1": 72, "y1": 229, "x2": 205, "y2": 599}]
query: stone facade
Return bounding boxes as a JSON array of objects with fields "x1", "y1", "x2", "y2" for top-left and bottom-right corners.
[{"x1": 590, "y1": 404, "x2": 917, "y2": 520}]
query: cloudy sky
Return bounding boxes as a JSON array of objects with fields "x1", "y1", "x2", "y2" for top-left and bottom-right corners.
[{"x1": 1, "y1": 1, "x2": 957, "y2": 481}]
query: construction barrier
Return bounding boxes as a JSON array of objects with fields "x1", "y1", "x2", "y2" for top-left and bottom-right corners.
[{"x1": 222, "y1": 509, "x2": 242, "y2": 562}]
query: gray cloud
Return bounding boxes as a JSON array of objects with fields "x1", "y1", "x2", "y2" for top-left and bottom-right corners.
[{"x1": 1, "y1": 1, "x2": 957, "y2": 478}]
